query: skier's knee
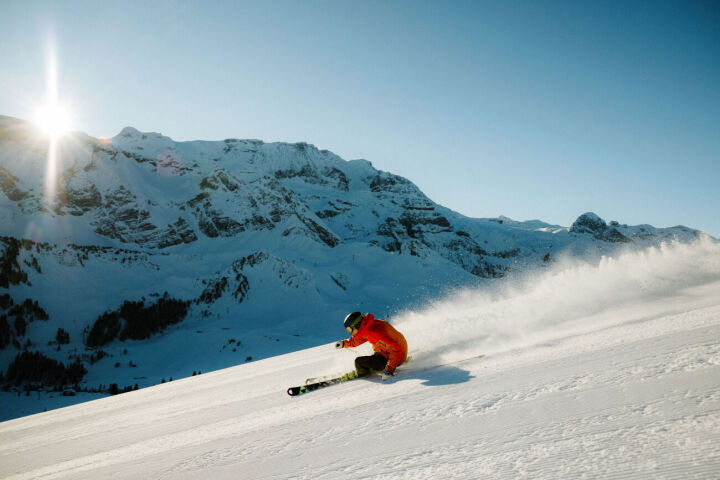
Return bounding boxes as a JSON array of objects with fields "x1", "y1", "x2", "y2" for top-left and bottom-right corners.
[{"x1": 354, "y1": 357, "x2": 370, "y2": 377}]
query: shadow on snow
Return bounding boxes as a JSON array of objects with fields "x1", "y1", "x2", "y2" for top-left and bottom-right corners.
[{"x1": 406, "y1": 365, "x2": 475, "y2": 387}]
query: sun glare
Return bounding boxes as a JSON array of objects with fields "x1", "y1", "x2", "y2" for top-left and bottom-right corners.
[
  {"x1": 36, "y1": 39, "x2": 77, "y2": 201},
  {"x1": 35, "y1": 103, "x2": 72, "y2": 138}
]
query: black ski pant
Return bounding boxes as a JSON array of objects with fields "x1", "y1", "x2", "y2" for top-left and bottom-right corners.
[{"x1": 355, "y1": 352, "x2": 387, "y2": 377}]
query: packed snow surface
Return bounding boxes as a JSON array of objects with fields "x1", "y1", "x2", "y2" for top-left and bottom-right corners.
[{"x1": 1, "y1": 240, "x2": 719, "y2": 479}]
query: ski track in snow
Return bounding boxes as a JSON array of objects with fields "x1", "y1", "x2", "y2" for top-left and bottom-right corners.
[{"x1": 1, "y1": 243, "x2": 720, "y2": 479}]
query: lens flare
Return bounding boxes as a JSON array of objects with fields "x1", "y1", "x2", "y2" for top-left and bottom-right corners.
[
  {"x1": 35, "y1": 45, "x2": 74, "y2": 139},
  {"x1": 34, "y1": 102, "x2": 72, "y2": 137},
  {"x1": 36, "y1": 42, "x2": 75, "y2": 202}
]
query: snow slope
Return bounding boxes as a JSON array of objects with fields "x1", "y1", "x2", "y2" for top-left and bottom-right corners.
[{"x1": 1, "y1": 240, "x2": 719, "y2": 479}]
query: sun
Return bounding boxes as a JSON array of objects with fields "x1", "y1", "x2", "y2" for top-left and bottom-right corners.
[{"x1": 34, "y1": 102, "x2": 72, "y2": 138}]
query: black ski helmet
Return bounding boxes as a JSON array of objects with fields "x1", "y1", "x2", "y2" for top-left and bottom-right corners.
[{"x1": 343, "y1": 312, "x2": 364, "y2": 332}]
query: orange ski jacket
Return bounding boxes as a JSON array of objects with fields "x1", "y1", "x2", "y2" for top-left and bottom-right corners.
[{"x1": 342, "y1": 313, "x2": 408, "y2": 373}]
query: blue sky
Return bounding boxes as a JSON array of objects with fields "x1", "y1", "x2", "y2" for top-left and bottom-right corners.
[{"x1": 2, "y1": 0, "x2": 719, "y2": 236}]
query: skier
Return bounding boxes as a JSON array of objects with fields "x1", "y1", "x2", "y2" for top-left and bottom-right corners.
[{"x1": 335, "y1": 312, "x2": 408, "y2": 380}]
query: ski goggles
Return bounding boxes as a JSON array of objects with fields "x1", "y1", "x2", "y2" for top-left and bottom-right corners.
[{"x1": 345, "y1": 313, "x2": 364, "y2": 334}]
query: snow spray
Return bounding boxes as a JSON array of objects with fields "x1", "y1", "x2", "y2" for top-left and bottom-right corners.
[{"x1": 393, "y1": 237, "x2": 720, "y2": 366}]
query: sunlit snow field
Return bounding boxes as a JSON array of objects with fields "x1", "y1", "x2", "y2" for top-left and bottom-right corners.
[{"x1": 1, "y1": 240, "x2": 719, "y2": 479}]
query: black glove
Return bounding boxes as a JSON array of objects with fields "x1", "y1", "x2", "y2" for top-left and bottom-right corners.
[{"x1": 335, "y1": 341, "x2": 344, "y2": 349}]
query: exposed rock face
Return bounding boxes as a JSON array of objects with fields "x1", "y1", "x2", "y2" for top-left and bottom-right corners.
[
  {"x1": 570, "y1": 212, "x2": 609, "y2": 235},
  {"x1": 65, "y1": 183, "x2": 102, "y2": 215},
  {"x1": 91, "y1": 186, "x2": 198, "y2": 248},
  {"x1": 571, "y1": 213, "x2": 631, "y2": 243},
  {"x1": 189, "y1": 190, "x2": 250, "y2": 238},
  {"x1": 0, "y1": 167, "x2": 28, "y2": 202},
  {"x1": 158, "y1": 218, "x2": 198, "y2": 248},
  {"x1": 600, "y1": 227, "x2": 632, "y2": 243},
  {"x1": 188, "y1": 169, "x2": 339, "y2": 247}
]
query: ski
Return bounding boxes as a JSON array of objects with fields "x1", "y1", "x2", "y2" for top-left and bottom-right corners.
[
  {"x1": 287, "y1": 354, "x2": 483, "y2": 397},
  {"x1": 287, "y1": 370, "x2": 359, "y2": 396},
  {"x1": 304, "y1": 373, "x2": 339, "y2": 385}
]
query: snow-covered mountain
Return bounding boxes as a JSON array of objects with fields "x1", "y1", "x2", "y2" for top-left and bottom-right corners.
[{"x1": 0, "y1": 114, "x2": 708, "y2": 420}]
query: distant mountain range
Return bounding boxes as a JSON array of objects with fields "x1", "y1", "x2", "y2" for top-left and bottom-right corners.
[{"x1": 0, "y1": 114, "x2": 705, "y2": 416}]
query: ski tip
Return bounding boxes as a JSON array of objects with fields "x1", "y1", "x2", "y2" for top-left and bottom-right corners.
[{"x1": 287, "y1": 387, "x2": 300, "y2": 396}]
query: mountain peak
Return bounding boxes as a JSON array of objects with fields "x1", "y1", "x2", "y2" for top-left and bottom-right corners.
[
  {"x1": 111, "y1": 126, "x2": 176, "y2": 153},
  {"x1": 116, "y1": 126, "x2": 142, "y2": 138},
  {"x1": 570, "y1": 212, "x2": 607, "y2": 234},
  {"x1": 112, "y1": 126, "x2": 172, "y2": 141}
]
